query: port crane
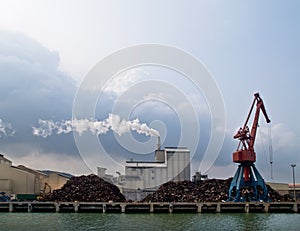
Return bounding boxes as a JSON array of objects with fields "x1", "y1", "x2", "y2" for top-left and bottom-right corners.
[{"x1": 228, "y1": 93, "x2": 271, "y2": 202}]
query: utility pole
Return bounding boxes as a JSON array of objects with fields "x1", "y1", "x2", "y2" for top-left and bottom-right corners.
[{"x1": 291, "y1": 164, "x2": 296, "y2": 201}]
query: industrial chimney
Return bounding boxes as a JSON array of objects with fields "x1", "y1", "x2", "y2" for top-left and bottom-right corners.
[
  {"x1": 155, "y1": 136, "x2": 164, "y2": 161},
  {"x1": 157, "y1": 136, "x2": 161, "y2": 150}
]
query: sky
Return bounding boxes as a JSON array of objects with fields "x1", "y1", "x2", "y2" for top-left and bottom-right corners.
[{"x1": 0, "y1": 0, "x2": 299, "y2": 183}]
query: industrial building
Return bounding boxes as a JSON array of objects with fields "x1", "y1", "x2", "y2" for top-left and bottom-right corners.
[
  {"x1": 121, "y1": 146, "x2": 190, "y2": 201},
  {"x1": 39, "y1": 170, "x2": 73, "y2": 191},
  {"x1": 0, "y1": 154, "x2": 72, "y2": 198},
  {"x1": 97, "y1": 167, "x2": 114, "y2": 183},
  {"x1": 0, "y1": 154, "x2": 37, "y2": 195},
  {"x1": 288, "y1": 183, "x2": 300, "y2": 200},
  {"x1": 267, "y1": 182, "x2": 300, "y2": 201},
  {"x1": 267, "y1": 182, "x2": 289, "y2": 196}
]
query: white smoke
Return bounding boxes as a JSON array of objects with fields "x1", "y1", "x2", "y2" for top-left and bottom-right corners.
[
  {"x1": 32, "y1": 114, "x2": 160, "y2": 138},
  {"x1": 0, "y1": 118, "x2": 15, "y2": 137}
]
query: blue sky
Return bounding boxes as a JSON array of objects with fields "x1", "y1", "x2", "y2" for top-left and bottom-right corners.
[{"x1": 0, "y1": 0, "x2": 299, "y2": 183}]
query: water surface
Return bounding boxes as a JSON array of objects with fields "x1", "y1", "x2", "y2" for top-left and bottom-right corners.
[{"x1": 1, "y1": 213, "x2": 299, "y2": 231}]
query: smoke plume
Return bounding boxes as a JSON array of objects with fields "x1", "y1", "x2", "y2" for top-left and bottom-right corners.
[
  {"x1": 0, "y1": 118, "x2": 15, "y2": 137},
  {"x1": 32, "y1": 114, "x2": 160, "y2": 138}
]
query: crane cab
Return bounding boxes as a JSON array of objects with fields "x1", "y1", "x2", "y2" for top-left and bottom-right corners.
[{"x1": 233, "y1": 150, "x2": 256, "y2": 163}]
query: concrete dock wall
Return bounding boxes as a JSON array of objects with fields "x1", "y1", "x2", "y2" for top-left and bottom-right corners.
[{"x1": 0, "y1": 202, "x2": 299, "y2": 213}]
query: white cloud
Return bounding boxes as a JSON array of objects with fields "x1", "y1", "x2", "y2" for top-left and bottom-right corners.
[
  {"x1": 206, "y1": 164, "x2": 236, "y2": 179},
  {"x1": 105, "y1": 68, "x2": 149, "y2": 95},
  {"x1": 0, "y1": 118, "x2": 15, "y2": 137},
  {"x1": 81, "y1": 68, "x2": 148, "y2": 95},
  {"x1": 256, "y1": 123, "x2": 300, "y2": 150}
]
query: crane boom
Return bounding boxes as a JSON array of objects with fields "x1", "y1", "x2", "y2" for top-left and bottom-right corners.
[
  {"x1": 233, "y1": 93, "x2": 271, "y2": 163},
  {"x1": 249, "y1": 93, "x2": 271, "y2": 149}
]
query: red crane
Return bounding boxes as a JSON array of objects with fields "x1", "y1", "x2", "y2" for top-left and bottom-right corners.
[{"x1": 228, "y1": 93, "x2": 271, "y2": 202}]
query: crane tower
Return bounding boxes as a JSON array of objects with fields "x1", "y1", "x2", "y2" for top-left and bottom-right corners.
[{"x1": 228, "y1": 93, "x2": 271, "y2": 202}]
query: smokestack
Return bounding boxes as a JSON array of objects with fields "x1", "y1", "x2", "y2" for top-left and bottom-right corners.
[{"x1": 157, "y1": 136, "x2": 161, "y2": 150}]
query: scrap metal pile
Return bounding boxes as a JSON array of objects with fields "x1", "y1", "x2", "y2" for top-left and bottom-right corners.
[
  {"x1": 38, "y1": 174, "x2": 291, "y2": 202},
  {"x1": 39, "y1": 174, "x2": 126, "y2": 202},
  {"x1": 141, "y1": 178, "x2": 292, "y2": 202}
]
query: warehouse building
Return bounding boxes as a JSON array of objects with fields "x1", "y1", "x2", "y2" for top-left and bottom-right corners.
[
  {"x1": 40, "y1": 170, "x2": 73, "y2": 191},
  {"x1": 288, "y1": 183, "x2": 300, "y2": 201},
  {"x1": 0, "y1": 154, "x2": 36, "y2": 195},
  {"x1": 0, "y1": 154, "x2": 72, "y2": 198},
  {"x1": 267, "y1": 182, "x2": 289, "y2": 196},
  {"x1": 267, "y1": 182, "x2": 300, "y2": 201},
  {"x1": 122, "y1": 146, "x2": 190, "y2": 201}
]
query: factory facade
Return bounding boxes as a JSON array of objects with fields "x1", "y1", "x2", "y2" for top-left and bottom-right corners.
[
  {"x1": 122, "y1": 147, "x2": 190, "y2": 201},
  {"x1": 0, "y1": 154, "x2": 37, "y2": 195},
  {"x1": 0, "y1": 154, "x2": 72, "y2": 198}
]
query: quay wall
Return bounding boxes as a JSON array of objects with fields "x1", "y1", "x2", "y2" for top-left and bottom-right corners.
[{"x1": 0, "y1": 202, "x2": 299, "y2": 213}]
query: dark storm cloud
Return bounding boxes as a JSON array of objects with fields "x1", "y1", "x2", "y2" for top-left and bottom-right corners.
[
  {"x1": 0, "y1": 29, "x2": 77, "y2": 157},
  {"x1": 2, "y1": 29, "x2": 277, "y2": 178},
  {"x1": 0, "y1": 30, "x2": 186, "y2": 168}
]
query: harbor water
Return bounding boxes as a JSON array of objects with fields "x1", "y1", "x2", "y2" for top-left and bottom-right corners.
[{"x1": 1, "y1": 213, "x2": 300, "y2": 231}]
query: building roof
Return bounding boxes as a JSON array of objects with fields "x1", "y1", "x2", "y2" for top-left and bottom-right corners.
[
  {"x1": 16, "y1": 165, "x2": 48, "y2": 176},
  {"x1": 267, "y1": 182, "x2": 289, "y2": 191},
  {"x1": 288, "y1": 183, "x2": 300, "y2": 190},
  {"x1": 165, "y1": 147, "x2": 188, "y2": 149},
  {"x1": 126, "y1": 161, "x2": 167, "y2": 168},
  {"x1": 125, "y1": 147, "x2": 190, "y2": 168},
  {"x1": 41, "y1": 170, "x2": 73, "y2": 179},
  {"x1": 165, "y1": 147, "x2": 190, "y2": 152},
  {"x1": 126, "y1": 160, "x2": 165, "y2": 164},
  {"x1": 0, "y1": 154, "x2": 12, "y2": 164}
]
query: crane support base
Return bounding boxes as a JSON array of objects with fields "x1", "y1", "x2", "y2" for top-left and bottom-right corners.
[{"x1": 227, "y1": 163, "x2": 269, "y2": 202}]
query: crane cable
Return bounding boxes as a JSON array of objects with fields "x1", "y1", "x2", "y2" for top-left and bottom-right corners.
[
  {"x1": 258, "y1": 125, "x2": 269, "y2": 170},
  {"x1": 258, "y1": 124, "x2": 273, "y2": 180},
  {"x1": 268, "y1": 124, "x2": 274, "y2": 180}
]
